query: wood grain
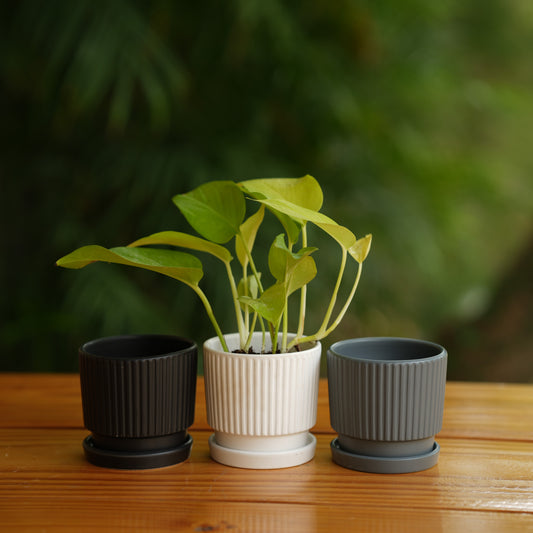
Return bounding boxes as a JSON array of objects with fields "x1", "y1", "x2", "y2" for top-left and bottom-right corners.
[
  {"x1": 0, "y1": 374, "x2": 532, "y2": 532},
  {"x1": 1, "y1": 430, "x2": 532, "y2": 509},
  {"x1": 1, "y1": 374, "x2": 532, "y2": 439},
  {"x1": 2, "y1": 501, "x2": 532, "y2": 533}
]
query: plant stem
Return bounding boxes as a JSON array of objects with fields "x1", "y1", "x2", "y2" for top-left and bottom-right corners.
[
  {"x1": 242, "y1": 265, "x2": 249, "y2": 332},
  {"x1": 272, "y1": 322, "x2": 280, "y2": 353},
  {"x1": 243, "y1": 312, "x2": 258, "y2": 352},
  {"x1": 316, "y1": 247, "x2": 347, "y2": 336},
  {"x1": 322, "y1": 260, "x2": 363, "y2": 336},
  {"x1": 239, "y1": 230, "x2": 264, "y2": 294},
  {"x1": 297, "y1": 225, "x2": 308, "y2": 338},
  {"x1": 224, "y1": 261, "x2": 246, "y2": 348},
  {"x1": 192, "y1": 285, "x2": 229, "y2": 352},
  {"x1": 282, "y1": 299, "x2": 289, "y2": 352},
  {"x1": 288, "y1": 261, "x2": 363, "y2": 350}
]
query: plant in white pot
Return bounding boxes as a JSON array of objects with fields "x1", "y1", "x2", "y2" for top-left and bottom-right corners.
[{"x1": 57, "y1": 175, "x2": 372, "y2": 469}]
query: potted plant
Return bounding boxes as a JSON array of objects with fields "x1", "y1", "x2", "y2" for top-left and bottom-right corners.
[{"x1": 57, "y1": 175, "x2": 372, "y2": 468}]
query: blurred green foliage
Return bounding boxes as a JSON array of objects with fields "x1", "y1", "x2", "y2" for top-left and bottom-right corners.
[{"x1": 1, "y1": 0, "x2": 531, "y2": 375}]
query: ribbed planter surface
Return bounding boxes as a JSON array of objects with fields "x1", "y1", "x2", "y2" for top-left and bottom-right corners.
[
  {"x1": 327, "y1": 337, "x2": 447, "y2": 473},
  {"x1": 79, "y1": 334, "x2": 197, "y2": 438},
  {"x1": 328, "y1": 353, "x2": 447, "y2": 441},
  {"x1": 204, "y1": 333, "x2": 321, "y2": 436}
]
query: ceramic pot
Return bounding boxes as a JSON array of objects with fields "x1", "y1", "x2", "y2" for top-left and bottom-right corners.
[
  {"x1": 203, "y1": 332, "x2": 321, "y2": 469},
  {"x1": 327, "y1": 337, "x2": 447, "y2": 474},
  {"x1": 79, "y1": 334, "x2": 197, "y2": 469}
]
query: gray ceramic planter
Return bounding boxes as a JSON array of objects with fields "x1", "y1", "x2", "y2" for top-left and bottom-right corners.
[
  {"x1": 327, "y1": 337, "x2": 447, "y2": 474},
  {"x1": 79, "y1": 334, "x2": 197, "y2": 469}
]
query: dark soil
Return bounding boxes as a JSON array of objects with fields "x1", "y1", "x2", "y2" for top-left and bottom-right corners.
[{"x1": 232, "y1": 348, "x2": 281, "y2": 354}]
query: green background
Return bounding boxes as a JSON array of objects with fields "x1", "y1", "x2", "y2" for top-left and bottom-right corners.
[{"x1": 1, "y1": 1, "x2": 532, "y2": 381}]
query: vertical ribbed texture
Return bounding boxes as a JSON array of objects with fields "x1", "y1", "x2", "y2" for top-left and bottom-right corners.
[
  {"x1": 79, "y1": 345, "x2": 197, "y2": 438},
  {"x1": 204, "y1": 334, "x2": 321, "y2": 436},
  {"x1": 328, "y1": 352, "x2": 447, "y2": 441}
]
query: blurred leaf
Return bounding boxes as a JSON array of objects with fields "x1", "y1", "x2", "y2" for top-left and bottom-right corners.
[{"x1": 4, "y1": 0, "x2": 533, "y2": 374}]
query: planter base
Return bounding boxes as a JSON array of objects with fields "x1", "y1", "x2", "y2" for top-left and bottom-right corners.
[
  {"x1": 83, "y1": 433, "x2": 193, "y2": 470},
  {"x1": 330, "y1": 438, "x2": 440, "y2": 474},
  {"x1": 208, "y1": 432, "x2": 316, "y2": 469}
]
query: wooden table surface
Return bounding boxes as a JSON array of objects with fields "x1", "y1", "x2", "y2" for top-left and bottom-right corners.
[{"x1": 0, "y1": 374, "x2": 532, "y2": 532}]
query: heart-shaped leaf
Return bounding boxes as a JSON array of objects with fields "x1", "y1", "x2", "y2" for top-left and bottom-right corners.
[
  {"x1": 238, "y1": 283, "x2": 286, "y2": 326},
  {"x1": 56, "y1": 245, "x2": 204, "y2": 287},
  {"x1": 240, "y1": 175, "x2": 323, "y2": 211},
  {"x1": 173, "y1": 180, "x2": 245, "y2": 244},
  {"x1": 129, "y1": 231, "x2": 232, "y2": 263},
  {"x1": 235, "y1": 205, "x2": 265, "y2": 268},
  {"x1": 268, "y1": 234, "x2": 317, "y2": 282},
  {"x1": 286, "y1": 255, "x2": 317, "y2": 296},
  {"x1": 240, "y1": 175, "x2": 322, "y2": 244},
  {"x1": 348, "y1": 234, "x2": 372, "y2": 263}
]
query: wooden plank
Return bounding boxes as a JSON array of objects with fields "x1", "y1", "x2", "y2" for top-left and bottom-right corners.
[
  {"x1": 0, "y1": 373, "x2": 83, "y2": 429},
  {"x1": 1, "y1": 375, "x2": 532, "y2": 442},
  {"x1": 1, "y1": 374, "x2": 532, "y2": 531},
  {"x1": 441, "y1": 381, "x2": 533, "y2": 441},
  {"x1": 1, "y1": 429, "x2": 532, "y2": 514},
  {"x1": 1, "y1": 500, "x2": 531, "y2": 533}
]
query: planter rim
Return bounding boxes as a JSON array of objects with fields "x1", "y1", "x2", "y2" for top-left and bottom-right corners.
[
  {"x1": 81, "y1": 334, "x2": 196, "y2": 361},
  {"x1": 328, "y1": 336, "x2": 446, "y2": 364},
  {"x1": 204, "y1": 332, "x2": 320, "y2": 358}
]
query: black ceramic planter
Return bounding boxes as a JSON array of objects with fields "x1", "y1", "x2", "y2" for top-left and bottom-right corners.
[
  {"x1": 327, "y1": 337, "x2": 447, "y2": 474},
  {"x1": 79, "y1": 334, "x2": 197, "y2": 469}
]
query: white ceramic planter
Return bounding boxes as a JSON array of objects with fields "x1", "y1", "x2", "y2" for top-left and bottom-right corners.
[{"x1": 203, "y1": 332, "x2": 322, "y2": 469}]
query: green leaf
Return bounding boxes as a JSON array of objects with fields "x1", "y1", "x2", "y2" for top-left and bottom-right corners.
[
  {"x1": 253, "y1": 197, "x2": 330, "y2": 226},
  {"x1": 235, "y1": 205, "x2": 265, "y2": 267},
  {"x1": 238, "y1": 274, "x2": 260, "y2": 299},
  {"x1": 239, "y1": 283, "x2": 286, "y2": 326},
  {"x1": 268, "y1": 234, "x2": 317, "y2": 282},
  {"x1": 255, "y1": 198, "x2": 357, "y2": 250},
  {"x1": 268, "y1": 234, "x2": 290, "y2": 282},
  {"x1": 348, "y1": 234, "x2": 373, "y2": 263},
  {"x1": 129, "y1": 230, "x2": 232, "y2": 263},
  {"x1": 287, "y1": 256, "x2": 317, "y2": 295},
  {"x1": 271, "y1": 210, "x2": 302, "y2": 246},
  {"x1": 56, "y1": 245, "x2": 203, "y2": 287},
  {"x1": 238, "y1": 251, "x2": 316, "y2": 324},
  {"x1": 240, "y1": 175, "x2": 323, "y2": 245},
  {"x1": 237, "y1": 273, "x2": 260, "y2": 310},
  {"x1": 314, "y1": 222, "x2": 357, "y2": 251},
  {"x1": 240, "y1": 175, "x2": 323, "y2": 211},
  {"x1": 173, "y1": 180, "x2": 246, "y2": 244}
]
